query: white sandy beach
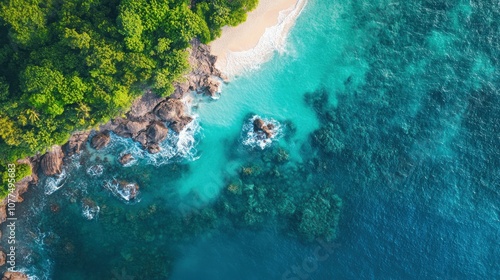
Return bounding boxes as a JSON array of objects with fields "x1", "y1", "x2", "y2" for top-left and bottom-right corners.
[{"x1": 210, "y1": 0, "x2": 307, "y2": 77}]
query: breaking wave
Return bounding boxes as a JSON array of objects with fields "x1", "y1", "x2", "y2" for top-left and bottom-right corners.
[{"x1": 44, "y1": 169, "x2": 68, "y2": 195}]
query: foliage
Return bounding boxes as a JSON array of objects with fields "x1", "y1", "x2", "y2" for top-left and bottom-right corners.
[
  {"x1": 0, "y1": 0, "x2": 255, "y2": 171},
  {"x1": 194, "y1": 0, "x2": 258, "y2": 42},
  {"x1": 0, "y1": 162, "x2": 32, "y2": 198}
]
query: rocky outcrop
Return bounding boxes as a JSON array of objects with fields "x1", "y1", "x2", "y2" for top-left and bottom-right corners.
[
  {"x1": 127, "y1": 90, "x2": 164, "y2": 121},
  {"x1": 119, "y1": 154, "x2": 134, "y2": 165},
  {"x1": 90, "y1": 131, "x2": 110, "y2": 150},
  {"x1": 105, "y1": 180, "x2": 140, "y2": 201},
  {"x1": 146, "y1": 121, "x2": 169, "y2": 145},
  {"x1": 0, "y1": 40, "x2": 223, "y2": 226},
  {"x1": 64, "y1": 131, "x2": 90, "y2": 156},
  {"x1": 253, "y1": 118, "x2": 275, "y2": 138},
  {"x1": 40, "y1": 146, "x2": 64, "y2": 176},
  {"x1": 96, "y1": 39, "x2": 220, "y2": 151},
  {"x1": 172, "y1": 39, "x2": 223, "y2": 98},
  {"x1": 2, "y1": 271, "x2": 28, "y2": 280},
  {"x1": 154, "y1": 98, "x2": 193, "y2": 133}
]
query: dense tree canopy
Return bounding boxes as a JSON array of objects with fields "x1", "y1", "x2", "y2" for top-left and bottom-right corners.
[{"x1": 0, "y1": 0, "x2": 257, "y2": 193}]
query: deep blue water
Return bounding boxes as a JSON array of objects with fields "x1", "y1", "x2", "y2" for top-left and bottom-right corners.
[{"x1": 2, "y1": 0, "x2": 500, "y2": 279}]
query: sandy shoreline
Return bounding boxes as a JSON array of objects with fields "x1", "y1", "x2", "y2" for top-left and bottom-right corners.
[{"x1": 210, "y1": 0, "x2": 307, "y2": 77}]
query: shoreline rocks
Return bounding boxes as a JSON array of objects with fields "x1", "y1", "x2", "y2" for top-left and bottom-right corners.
[
  {"x1": 154, "y1": 98, "x2": 193, "y2": 133},
  {"x1": 0, "y1": 39, "x2": 223, "y2": 225},
  {"x1": 40, "y1": 146, "x2": 64, "y2": 176},
  {"x1": 64, "y1": 131, "x2": 90, "y2": 156},
  {"x1": 90, "y1": 131, "x2": 111, "y2": 150},
  {"x1": 2, "y1": 271, "x2": 28, "y2": 280}
]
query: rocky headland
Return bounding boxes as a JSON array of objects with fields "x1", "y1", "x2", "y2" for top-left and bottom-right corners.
[{"x1": 0, "y1": 38, "x2": 222, "y2": 224}]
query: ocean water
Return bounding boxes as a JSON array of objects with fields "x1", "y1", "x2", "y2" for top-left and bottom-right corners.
[{"x1": 3, "y1": 0, "x2": 500, "y2": 279}]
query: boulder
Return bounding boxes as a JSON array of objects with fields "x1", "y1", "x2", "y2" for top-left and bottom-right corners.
[
  {"x1": 146, "y1": 121, "x2": 169, "y2": 145},
  {"x1": 203, "y1": 76, "x2": 221, "y2": 97},
  {"x1": 2, "y1": 271, "x2": 28, "y2": 280},
  {"x1": 114, "y1": 120, "x2": 148, "y2": 139},
  {"x1": 119, "y1": 154, "x2": 134, "y2": 165},
  {"x1": 135, "y1": 131, "x2": 147, "y2": 148},
  {"x1": 253, "y1": 118, "x2": 273, "y2": 138},
  {"x1": 126, "y1": 121, "x2": 148, "y2": 137},
  {"x1": 147, "y1": 144, "x2": 161, "y2": 154},
  {"x1": 154, "y1": 99, "x2": 193, "y2": 133},
  {"x1": 65, "y1": 131, "x2": 90, "y2": 156},
  {"x1": 40, "y1": 145, "x2": 64, "y2": 176},
  {"x1": 127, "y1": 90, "x2": 164, "y2": 121},
  {"x1": 90, "y1": 131, "x2": 110, "y2": 150},
  {"x1": 170, "y1": 116, "x2": 193, "y2": 133}
]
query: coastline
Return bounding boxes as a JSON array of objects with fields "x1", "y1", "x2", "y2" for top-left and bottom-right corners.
[
  {"x1": 0, "y1": 39, "x2": 221, "y2": 222},
  {"x1": 0, "y1": 1, "x2": 307, "y2": 275},
  {"x1": 210, "y1": 0, "x2": 308, "y2": 77},
  {"x1": 0, "y1": 0, "x2": 308, "y2": 222}
]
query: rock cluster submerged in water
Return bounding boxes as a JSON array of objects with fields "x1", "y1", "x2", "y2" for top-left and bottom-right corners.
[{"x1": 104, "y1": 180, "x2": 140, "y2": 202}]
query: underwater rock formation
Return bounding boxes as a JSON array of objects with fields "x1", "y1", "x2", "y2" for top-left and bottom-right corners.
[
  {"x1": 293, "y1": 186, "x2": 342, "y2": 242},
  {"x1": 312, "y1": 123, "x2": 345, "y2": 154},
  {"x1": 213, "y1": 144, "x2": 342, "y2": 242}
]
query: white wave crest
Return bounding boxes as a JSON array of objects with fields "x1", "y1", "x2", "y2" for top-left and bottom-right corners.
[
  {"x1": 221, "y1": 0, "x2": 308, "y2": 77},
  {"x1": 44, "y1": 169, "x2": 68, "y2": 195},
  {"x1": 107, "y1": 117, "x2": 200, "y2": 167},
  {"x1": 103, "y1": 179, "x2": 140, "y2": 203},
  {"x1": 86, "y1": 165, "x2": 104, "y2": 177},
  {"x1": 82, "y1": 203, "x2": 100, "y2": 220}
]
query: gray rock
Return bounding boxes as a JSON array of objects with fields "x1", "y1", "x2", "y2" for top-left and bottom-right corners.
[{"x1": 147, "y1": 121, "x2": 169, "y2": 145}]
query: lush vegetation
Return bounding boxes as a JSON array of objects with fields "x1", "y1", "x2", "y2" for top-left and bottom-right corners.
[{"x1": 0, "y1": 0, "x2": 257, "y2": 194}]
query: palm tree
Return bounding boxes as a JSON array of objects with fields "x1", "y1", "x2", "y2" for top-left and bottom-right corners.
[{"x1": 25, "y1": 108, "x2": 40, "y2": 123}]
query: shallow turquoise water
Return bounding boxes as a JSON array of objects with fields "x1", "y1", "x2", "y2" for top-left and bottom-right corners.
[{"x1": 3, "y1": 0, "x2": 500, "y2": 279}]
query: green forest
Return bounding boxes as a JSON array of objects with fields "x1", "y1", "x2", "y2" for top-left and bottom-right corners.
[{"x1": 0, "y1": 0, "x2": 257, "y2": 196}]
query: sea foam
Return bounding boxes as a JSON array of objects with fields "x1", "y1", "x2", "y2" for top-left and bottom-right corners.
[
  {"x1": 242, "y1": 115, "x2": 282, "y2": 149},
  {"x1": 221, "y1": 0, "x2": 308, "y2": 77}
]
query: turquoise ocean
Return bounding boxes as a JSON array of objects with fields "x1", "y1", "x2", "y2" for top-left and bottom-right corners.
[{"x1": 2, "y1": 0, "x2": 500, "y2": 279}]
